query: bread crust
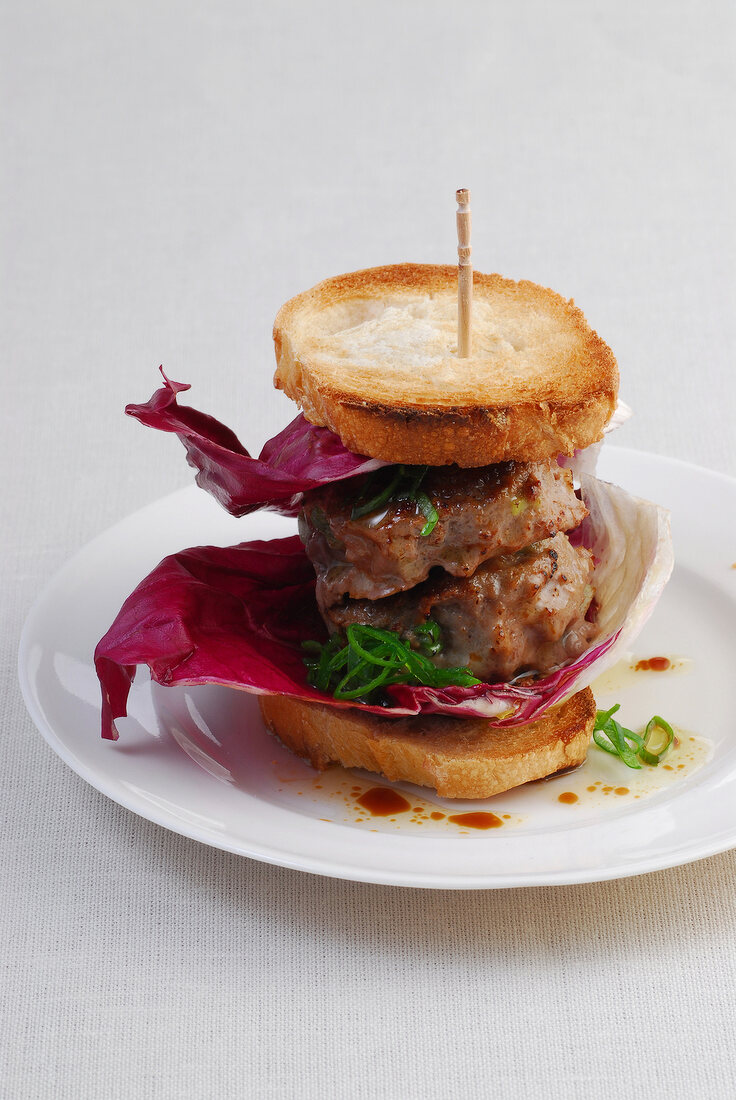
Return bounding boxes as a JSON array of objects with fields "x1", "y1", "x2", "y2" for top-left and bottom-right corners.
[
  {"x1": 258, "y1": 688, "x2": 596, "y2": 799},
  {"x1": 273, "y1": 265, "x2": 618, "y2": 466}
]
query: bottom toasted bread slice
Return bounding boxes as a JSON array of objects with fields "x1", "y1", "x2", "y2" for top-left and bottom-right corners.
[{"x1": 258, "y1": 688, "x2": 596, "y2": 799}]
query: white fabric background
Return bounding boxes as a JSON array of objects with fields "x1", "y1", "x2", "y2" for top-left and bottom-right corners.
[{"x1": 3, "y1": 2, "x2": 735, "y2": 1097}]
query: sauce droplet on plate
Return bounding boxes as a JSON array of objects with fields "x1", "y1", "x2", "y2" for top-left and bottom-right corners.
[
  {"x1": 447, "y1": 812, "x2": 503, "y2": 830},
  {"x1": 634, "y1": 657, "x2": 671, "y2": 671},
  {"x1": 558, "y1": 791, "x2": 579, "y2": 804},
  {"x1": 356, "y1": 787, "x2": 411, "y2": 816}
]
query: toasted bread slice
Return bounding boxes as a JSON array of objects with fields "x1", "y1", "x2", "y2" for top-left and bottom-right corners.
[
  {"x1": 273, "y1": 265, "x2": 618, "y2": 467},
  {"x1": 258, "y1": 688, "x2": 596, "y2": 799}
]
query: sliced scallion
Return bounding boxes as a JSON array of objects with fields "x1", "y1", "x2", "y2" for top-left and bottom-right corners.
[
  {"x1": 639, "y1": 715, "x2": 675, "y2": 766},
  {"x1": 350, "y1": 465, "x2": 438, "y2": 536},
  {"x1": 302, "y1": 623, "x2": 480, "y2": 704},
  {"x1": 592, "y1": 704, "x2": 643, "y2": 769},
  {"x1": 350, "y1": 468, "x2": 404, "y2": 520},
  {"x1": 592, "y1": 704, "x2": 677, "y2": 770},
  {"x1": 415, "y1": 492, "x2": 439, "y2": 536},
  {"x1": 413, "y1": 619, "x2": 442, "y2": 656}
]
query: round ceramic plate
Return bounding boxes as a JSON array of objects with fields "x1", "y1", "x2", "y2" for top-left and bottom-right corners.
[{"x1": 18, "y1": 448, "x2": 736, "y2": 888}]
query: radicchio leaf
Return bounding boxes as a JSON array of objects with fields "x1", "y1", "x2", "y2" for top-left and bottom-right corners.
[
  {"x1": 126, "y1": 370, "x2": 386, "y2": 517},
  {"x1": 95, "y1": 476, "x2": 673, "y2": 740}
]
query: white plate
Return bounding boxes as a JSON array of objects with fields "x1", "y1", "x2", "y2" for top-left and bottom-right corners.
[{"x1": 18, "y1": 448, "x2": 736, "y2": 888}]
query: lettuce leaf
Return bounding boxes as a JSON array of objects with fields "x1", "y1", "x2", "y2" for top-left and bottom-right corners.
[
  {"x1": 126, "y1": 370, "x2": 386, "y2": 517},
  {"x1": 95, "y1": 475, "x2": 673, "y2": 740}
]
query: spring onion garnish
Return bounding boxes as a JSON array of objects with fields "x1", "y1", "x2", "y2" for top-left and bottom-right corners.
[
  {"x1": 302, "y1": 623, "x2": 480, "y2": 703},
  {"x1": 412, "y1": 618, "x2": 442, "y2": 656},
  {"x1": 413, "y1": 492, "x2": 439, "y2": 536},
  {"x1": 593, "y1": 705, "x2": 644, "y2": 769},
  {"x1": 639, "y1": 715, "x2": 675, "y2": 766},
  {"x1": 351, "y1": 465, "x2": 439, "y2": 536},
  {"x1": 350, "y1": 468, "x2": 405, "y2": 520},
  {"x1": 593, "y1": 704, "x2": 675, "y2": 769}
]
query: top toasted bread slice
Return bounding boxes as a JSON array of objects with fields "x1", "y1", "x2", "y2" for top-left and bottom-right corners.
[{"x1": 273, "y1": 264, "x2": 618, "y2": 467}]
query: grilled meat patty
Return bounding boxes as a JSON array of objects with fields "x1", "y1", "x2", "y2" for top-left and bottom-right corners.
[
  {"x1": 299, "y1": 460, "x2": 587, "y2": 611},
  {"x1": 326, "y1": 533, "x2": 596, "y2": 683}
]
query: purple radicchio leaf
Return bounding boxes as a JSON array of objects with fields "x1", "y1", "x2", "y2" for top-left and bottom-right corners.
[
  {"x1": 125, "y1": 369, "x2": 387, "y2": 518},
  {"x1": 93, "y1": 534, "x2": 619, "y2": 741}
]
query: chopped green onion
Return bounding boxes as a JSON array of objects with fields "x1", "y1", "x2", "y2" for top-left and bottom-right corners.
[
  {"x1": 345, "y1": 623, "x2": 403, "y2": 668},
  {"x1": 351, "y1": 465, "x2": 438, "y2": 536},
  {"x1": 413, "y1": 619, "x2": 442, "y2": 656},
  {"x1": 303, "y1": 623, "x2": 480, "y2": 704},
  {"x1": 592, "y1": 704, "x2": 643, "y2": 769},
  {"x1": 415, "y1": 492, "x2": 439, "y2": 536},
  {"x1": 350, "y1": 468, "x2": 404, "y2": 520},
  {"x1": 311, "y1": 636, "x2": 343, "y2": 692},
  {"x1": 592, "y1": 704, "x2": 676, "y2": 770},
  {"x1": 639, "y1": 716, "x2": 675, "y2": 766}
]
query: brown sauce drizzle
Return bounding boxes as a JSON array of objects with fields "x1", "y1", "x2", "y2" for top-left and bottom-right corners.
[
  {"x1": 447, "y1": 812, "x2": 503, "y2": 830},
  {"x1": 353, "y1": 792, "x2": 503, "y2": 830},
  {"x1": 558, "y1": 792, "x2": 579, "y2": 804},
  {"x1": 634, "y1": 657, "x2": 671, "y2": 671},
  {"x1": 356, "y1": 787, "x2": 411, "y2": 816}
]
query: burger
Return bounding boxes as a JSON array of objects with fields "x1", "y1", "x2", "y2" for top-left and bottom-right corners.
[{"x1": 95, "y1": 264, "x2": 672, "y2": 798}]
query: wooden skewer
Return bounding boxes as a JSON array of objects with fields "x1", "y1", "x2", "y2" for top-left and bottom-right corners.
[{"x1": 456, "y1": 188, "x2": 472, "y2": 357}]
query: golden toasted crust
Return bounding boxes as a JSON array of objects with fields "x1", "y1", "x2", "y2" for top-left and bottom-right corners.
[
  {"x1": 258, "y1": 688, "x2": 596, "y2": 799},
  {"x1": 273, "y1": 265, "x2": 618, "y2": 466}
]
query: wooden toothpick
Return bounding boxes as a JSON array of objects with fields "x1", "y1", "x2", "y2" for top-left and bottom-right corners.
[{"x1": 456, "y1": 188, "x2": 472, "y2": 357}]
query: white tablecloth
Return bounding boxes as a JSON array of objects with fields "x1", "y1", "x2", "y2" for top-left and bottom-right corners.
[{"x1": 3, "y1": 2, "x2": 735, "y2": 1097}]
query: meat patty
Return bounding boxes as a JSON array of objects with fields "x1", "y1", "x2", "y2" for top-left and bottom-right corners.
[
  {"x1": 300, "y1": 460, "x2": 587, "y2": 610},
  {"x1": 326, "y1": 533, "x2": 596, "y2": 683}
]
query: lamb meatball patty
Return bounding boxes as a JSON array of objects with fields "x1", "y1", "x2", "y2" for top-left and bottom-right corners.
[
  {"x1": 300, "y1": 459, "x2": 594, "y2": 684},
  {"x1": 326, "y1": 533, "x2": 596, "y2": 683},
  {"x1": 299, "y1": 459, "x2": 587, "y2": 610}
]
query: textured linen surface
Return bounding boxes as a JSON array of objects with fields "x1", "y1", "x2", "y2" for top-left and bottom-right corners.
[{"x1": 2, "y1": 2, "x2": 735, "y2": 1098}]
